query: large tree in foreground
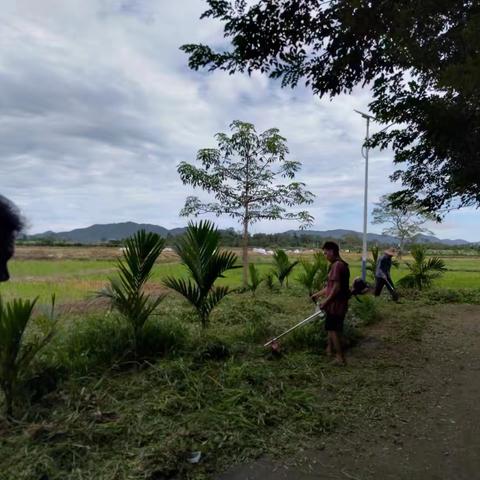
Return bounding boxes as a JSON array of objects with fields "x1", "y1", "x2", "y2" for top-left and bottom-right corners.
[
  {"x1": 178, "y1": 120, "x2": 314, "y2": 286},
  {"x1": 372, "y1": 195, "x2": 436, "y2": 254},
  {"x1": 182, "y1": 1, "x2": 480, "y2": 215}
]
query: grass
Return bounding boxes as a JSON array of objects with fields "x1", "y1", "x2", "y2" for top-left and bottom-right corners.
[
  {"x1": 0, "y1": 288, "x2": 415, "y2": 480},
  {"x1": 1, "y1": 245, "x2": 477, "y2": 478},
  {"x1": 3, "y1": 250, "x2": 480, "y2": 305}
]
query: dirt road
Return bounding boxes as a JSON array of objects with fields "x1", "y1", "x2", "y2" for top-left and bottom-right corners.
[{"x1": 218, "y1": 304, "x2": 480, "y2": 480}]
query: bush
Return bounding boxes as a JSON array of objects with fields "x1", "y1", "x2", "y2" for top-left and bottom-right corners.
[
  {"x1": 425, "y1": 288, "x2": 480, "y2": 304},
  {"x1": 138, "y1": 319, "x2": 190, "y2": 358},
  {"x1": 349, "y1": 296, "x2": 381, "y2": 326},
  {"x1": 46, "y1": 313, "x2": 130, "y2": 375},
  {"x1": 97, "y1": 230, "x2": 167, "y2": 355},
  {"x1": 0, "y1": 295, "x2": 56, "y2": 417}
]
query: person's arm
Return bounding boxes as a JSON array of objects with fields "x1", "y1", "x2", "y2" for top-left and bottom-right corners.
[
  {"x1": 311, "y1": 287, "x2": 327, "y2": 301},
  {"x1": 320, "y1": 281, "x2": 340, "y2": 310}
]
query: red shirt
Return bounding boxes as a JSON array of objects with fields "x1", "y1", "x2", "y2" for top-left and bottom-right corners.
[{"x1": 324, "y1": 259, "x2": 350, "y2": 316}]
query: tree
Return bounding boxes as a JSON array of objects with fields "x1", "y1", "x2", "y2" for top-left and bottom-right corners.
[
  {"x1": 178, "y1": 120, "x2": 314, "y2": 286},
  {"x1": 97, "y1": 230, "x2": 166, "y2": 356},
  {"x1": 182, "y1": 1, "x2": 480, "y2": 215},
  {"x1": 163, "y1": 221, "x2": 238, "y2": 328},
  {"x1": 398, "y1": 245, "x2": 447, "y2": 290},
  {"x1": 371, "y1": 195, "x2": 436, "y2": 254}
]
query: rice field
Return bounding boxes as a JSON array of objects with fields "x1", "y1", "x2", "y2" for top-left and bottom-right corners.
[{"x1": 1, "y1": 246, "x2": 479, "y2": 305}]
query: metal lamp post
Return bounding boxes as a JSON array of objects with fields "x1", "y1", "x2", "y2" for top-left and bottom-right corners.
[{"x1": 354, "y1": 109, "x2": 376, "y2": 281}]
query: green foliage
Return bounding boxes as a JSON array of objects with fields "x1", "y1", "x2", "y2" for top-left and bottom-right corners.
[
  {"x1": 272, "y1": 249, "x2": 299, "y2": 287},
  {"x1": 246, "y1": 263, "x2": 263, "y2": 294},
  {"x1": 97, "y1": 230, "x2": 166, "y2": 354},
  {"x1": 297, "y1": 252, "x2": 328, "y2": 299},
  {"x1": 424, "y1": 288, "x2": 480, "y2": 305},
  {"x1": 177, "y1": 120, "x2": 314, "y2": 286},
  {"x1": 398, "y1": 245, "x2": 447, "y2": 290},
  {"x1": 163, "y1": 220, "x2": 238, "y2": 328},
  {"x1": 183, "y1": 1, "x2": 480, "y2": 214},
  {"x1": 350, "y1": 296, "x2": 381, "y2": 326},
  {"x1": 0, "y1": 295, "x2": 56, "y2": 417}
]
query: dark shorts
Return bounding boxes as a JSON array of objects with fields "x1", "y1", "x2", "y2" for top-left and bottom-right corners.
[{"x1": 325, "y1": 313, "x2": 345, "y2": 332}]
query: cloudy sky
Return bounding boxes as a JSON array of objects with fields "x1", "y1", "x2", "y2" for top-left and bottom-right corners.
[{"x1": 1, "y1": 0, "x2": 478, "y2": 241}]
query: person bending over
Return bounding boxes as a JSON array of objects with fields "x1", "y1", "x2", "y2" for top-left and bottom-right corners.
[{"x1": 374, "y1": 247, "x2": 399, "y2": 301}]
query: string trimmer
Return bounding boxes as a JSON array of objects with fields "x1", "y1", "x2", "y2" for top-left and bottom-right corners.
[{"x1": 264, "y1": 308, "x2": 325, "y2": 352}]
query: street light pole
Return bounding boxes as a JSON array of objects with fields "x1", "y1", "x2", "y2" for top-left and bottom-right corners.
[{"x1": 354, "y1": 110, "x2": 376, "y2": 281}]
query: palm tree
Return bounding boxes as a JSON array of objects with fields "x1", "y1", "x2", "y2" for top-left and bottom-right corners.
[
  {"x1": 297, "y1": 252, "x2": 328, "y2": 301},
  {"x1": 0, "y1": 295, "x2": 56, "y2": 417},
  {"x1": 272, "y1": 249, "x2": 299, "y2": 287},
  {"x1": 246, "y1": 263, "x2": 263, "y2": 294},
  {"x1": 98, "y1": 230, "x2": 166, "y2": 354},
  {"x1": 163, "y1": 221, "x2": 238, "y2": 328},
  {"x1": 398, "y1": 245, "x2": 447, "y2": 290}
]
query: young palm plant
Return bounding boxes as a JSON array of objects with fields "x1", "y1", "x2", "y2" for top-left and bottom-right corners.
[
  {"x1": 246, "y1": 263, "x2": 263, "y2": 294},
  {"x1": 98, "y1": 230, "x2": 166, "y2": 354},
  {"x1": 0, "y1": 295, "x2": 56, "y2": 417},
  {"x1": 163, "y1": 221, "x2": 238, "y2": 328},
  {"x1": 297, "y1": 252, "x2": 329, "y2": 301},
  {"x1": 272, "y1": 249, "x2": 299, "y2": 287},
  {"x1": 398, "y1": 245, "x2": 447, "y2": 290}
]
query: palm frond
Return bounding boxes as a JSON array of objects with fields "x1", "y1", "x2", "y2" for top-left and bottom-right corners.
[{"x1": 164, "y1": 221, "x2": 238, "y2": 327}]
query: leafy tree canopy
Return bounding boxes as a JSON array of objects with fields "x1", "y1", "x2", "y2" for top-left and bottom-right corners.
[
  {"x1": 178, "y1": 120, "x2": 314, "y2": 286},
  {"x1": 371, "y1": 195, "x2": 436, "y2": 251},
  {"x1": 182, "y1": 0, "x2": 480, "y2": 214}
]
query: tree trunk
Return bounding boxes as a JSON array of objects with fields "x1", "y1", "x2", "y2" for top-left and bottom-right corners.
[{"x1": 242, "y1": 217, "x2": 249, "y2": 288}]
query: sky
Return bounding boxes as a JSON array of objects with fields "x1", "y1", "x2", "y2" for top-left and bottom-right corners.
[{"x1": 1, "y1": 0, "x2": 478, "y2": 241}]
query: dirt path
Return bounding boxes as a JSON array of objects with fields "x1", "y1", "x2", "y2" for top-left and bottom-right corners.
[{"x1": 217, "y1": 304, "x2": 480, "y2": 480}]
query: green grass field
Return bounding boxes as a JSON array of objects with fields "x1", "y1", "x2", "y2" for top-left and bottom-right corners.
[{"x1": 2, "y1": 249, "x2": 479, "y2": 304}]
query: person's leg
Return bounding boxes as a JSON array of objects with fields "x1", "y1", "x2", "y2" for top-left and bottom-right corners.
[
  {"x1": 326, "y1": 333, "x2": 333, "y2": 356},
  {"x1": 374, "y1": 277, "x2": 385, "y2": 297},
  {"x1": 384, "y1": 277, "x2": 399, "y2": 301},
  {"x1": 330, "y1": 331, "x2": 345, "y2": 364}
]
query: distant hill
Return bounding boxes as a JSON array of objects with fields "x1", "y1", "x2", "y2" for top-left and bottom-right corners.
[
  {"x1": 27, "y1": 222, "x2": 475, "y2": 246},
  {"x1": 284, "y1": 229, "x2": 472, "y2": 246},
  {"x1": 28, "y1": 222, "x2": 185, "y2": 244}
]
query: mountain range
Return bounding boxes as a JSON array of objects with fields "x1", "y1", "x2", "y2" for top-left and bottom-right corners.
[{"x1": 27, "y1": 222, "x2": 475, "y2": 246}]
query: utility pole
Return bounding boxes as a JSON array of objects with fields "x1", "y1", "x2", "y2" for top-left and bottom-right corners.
[{"x1": 354, "y1": 110, "x2": 376, "y2": 281}]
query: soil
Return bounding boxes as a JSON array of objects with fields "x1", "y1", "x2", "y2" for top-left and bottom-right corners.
[{"x1": 217, "y1": 304, "x2": 480, "y2": 480}]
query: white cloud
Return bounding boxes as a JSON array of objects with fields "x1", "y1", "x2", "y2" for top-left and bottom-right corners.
[{"x1": 0, "y1": 0, "x2": 477, "y2": 241}]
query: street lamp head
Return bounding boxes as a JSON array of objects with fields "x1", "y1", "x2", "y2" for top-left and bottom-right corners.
[{"x1": 354, "y1": 109, "x2": 377, "y2": 121}]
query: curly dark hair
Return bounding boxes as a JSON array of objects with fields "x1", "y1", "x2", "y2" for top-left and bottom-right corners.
[{"x1": 0, "y1": 195, "x2": 24, "y2": 235}]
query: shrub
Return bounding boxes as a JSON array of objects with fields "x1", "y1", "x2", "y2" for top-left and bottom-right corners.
[
  {"x1": 164, "y1": 221, "x2": 238, "y2": 328},
  {"x1": 0, "y1": 295, "x2": 56, "y2": 417},
  {"x1": 246, "y1": 263, "x2": 264, "y2": 294},
  {"x1": 398, "y1": 245, "x2": 447, "y2": 290},
  {"x1": 97, "y1": 230, "x2": 166, "y2": 355},
  {"x1": 272, "y1": 249, "x2": 298, "y2": 287},
  {"x1": 297, "y1": 252, "x2": 328, "y2": 300},
  {"x1": 349, "y1": 296, "x2": 381, "y2": 326}
]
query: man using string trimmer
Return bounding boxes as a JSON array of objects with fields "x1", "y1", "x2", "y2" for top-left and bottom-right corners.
[
  {"x1": 311, "y1": 241, "x2": 351, "y2": 365},
  {"x1": 374, "y1": 247, "x2": 399, "y2": 302}
]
